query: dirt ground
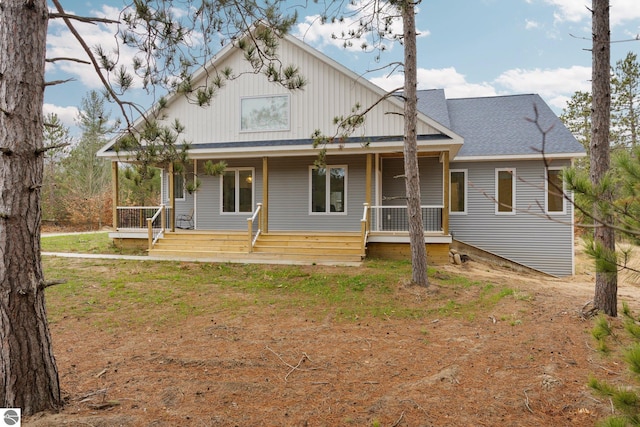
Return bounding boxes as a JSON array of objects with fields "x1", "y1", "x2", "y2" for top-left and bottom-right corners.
[{"x1": 25, "y1": 244, "x2": 640, "y2": 427}]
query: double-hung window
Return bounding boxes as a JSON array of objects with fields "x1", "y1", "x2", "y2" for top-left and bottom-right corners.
[
  {"x1": 495, "y1": 168, "x2": 516, "y2": 214},
  {"x1": 450, "y1": 169, "x2": 467, "y2": 214},
  {"x1": 310, "y1": 166, "x2": 347, "y2": 214},
  {"x1": 221, "y1": 168, "x2": 254, "y2": 213},
  {"x1": 546, "y1": 168, "x2": 565, "y2": 214}
]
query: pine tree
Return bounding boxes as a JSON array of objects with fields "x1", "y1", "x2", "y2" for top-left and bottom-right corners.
[
  {"x1": 42, "y1": 113, "x2": 72, "y2": 224},
  {"x1": 61, "y1": 91, "x2": 115, "y2": 229},
  {"x1": 612, "y1": 52, "x2": 640, "y2": 149}
]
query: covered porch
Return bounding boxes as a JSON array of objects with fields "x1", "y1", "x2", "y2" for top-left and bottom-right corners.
[{"x1": 107, "y1": 149, "x2": 454, "y2": 265}]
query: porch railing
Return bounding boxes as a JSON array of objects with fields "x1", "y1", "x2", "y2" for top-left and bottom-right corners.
[
  {"x1": 247, "y1": 203, "x2": 263, "y2": 252},
  {"x1": 369, "y1": 205, "x2": 443, "y2": 233},
  {"x1": 146, "y1": 205, "x2": 166, "y2": 250},
  {"x1": 117, "y1": 206, "x2": 163, "y2": 229}
]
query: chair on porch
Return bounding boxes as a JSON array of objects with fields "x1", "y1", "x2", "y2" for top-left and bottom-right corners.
[{"x1": 176, "y1": 208, "x2": 194, "y2": 229}]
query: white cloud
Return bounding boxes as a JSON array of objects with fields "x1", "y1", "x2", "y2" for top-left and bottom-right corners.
[
  {"x1": 369, "y1": 65, "x2": 591, "y2": 112},
  {"x1": 43, "y1": 103, "x2": 79, "y2": 129},
  {"x1": 46, "y1": 5, "x2": 153, "y2": 91},
  {"x1": 494, "y1": 65, "x2": 591, "y2": 98},
  {"x1": 370, "y1": 67, "x2": 497, "y2": 98},
  {"x1": 610, "y1": 0, "x2": 640, "y2": 26},
  {"x1": 493, "y1": 65, "x2": 591, "y2": 111},
  {"x1": 47, "y1": 5, "x2": 131, "y2": 89},
  {"x1": 544, "y1": 0, "x2": 640, "y2": 26},
  {"x1": 543, "y1": 0, "x2": 588, "y2": 23},
  {"x1": 525, "y1": 19, "x2": 540, "y2": 30}
]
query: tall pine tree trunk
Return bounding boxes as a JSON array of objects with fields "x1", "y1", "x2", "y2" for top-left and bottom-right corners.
[
  {"x1": 0, "y1": 0, "x2": 62, "y2": 414},
  {"x1": 401, "y1": 1, "x2": 428, "y2": 287},
  {"x1": 591, "y1": 0, "x2": 617, "y2": 316}
]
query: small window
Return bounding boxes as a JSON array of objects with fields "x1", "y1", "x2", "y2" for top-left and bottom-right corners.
[
  {"x1": 495, "y1": 168, "x2": 515, "y2": 214},
  {"x1": 240, "y1": 95, "x2": 289, "y2": 132},
  {"x1": 221, "y1": 168, "x2": 254, "y2": 213},
  {"x1": 546, "y1": 168, "x2": 565, "y2": 214},
  {"x1": 174, "y1": 174, "x2": 185, "y2": 200},
  {"x1": 310, "y1": 166, "x2": 346, "y2": 214},
  {"x1": 450, "y1": 169, "x2": 467, "y2": 214}
]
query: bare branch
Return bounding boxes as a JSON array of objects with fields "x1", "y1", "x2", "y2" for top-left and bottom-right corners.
[
  {"x1": 36, "y1": 142, "x2": 70, "y2": 155},
  {"x1": 46, "y1": 57, "x2": 91, "y2": 65},
  {"x1": 45, "y1": 78, "x2": 75, "y2": 87},
  {"x1": 39, "y1": 279, "x2": 67, "y2": 290},
  {"x1": 48, "y1": 13, "x2": 119, "y2": 25}
]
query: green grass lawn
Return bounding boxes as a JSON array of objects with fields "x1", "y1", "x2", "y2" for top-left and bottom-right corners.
[
  {"x1": 41, "y1": 232, "x2": 146, "y2": 256},
  {"x1": 42, "y1": 255, "x2": 521, "y2": 330},
  {"x1": 41, "y1": 232, "x2": 523, "y2": 330}
]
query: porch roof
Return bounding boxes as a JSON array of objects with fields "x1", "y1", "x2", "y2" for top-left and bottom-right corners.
[{"x1": 99, "y1": 133, "x2": 461, "y2": 160}]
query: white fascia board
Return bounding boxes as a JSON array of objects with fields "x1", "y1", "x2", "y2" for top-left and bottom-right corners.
[
  {"x1": 451, "y1": 152, "x2": 586, "y2": 162},
  {"x1": 184, "y1": 140, "x2": 461, "y2": 160},
  {"x1": 97, "y1": 138, "x2": 461, "y2": 161}
]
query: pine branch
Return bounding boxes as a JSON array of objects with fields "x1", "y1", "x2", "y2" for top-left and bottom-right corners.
[{"x1": 50, "y1": 0, "x2": 144, "y2": 129}]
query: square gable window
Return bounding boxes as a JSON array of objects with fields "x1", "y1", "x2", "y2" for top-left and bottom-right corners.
[{"x1": 240, "y1": 95, "x2": 290, "y2": 132}]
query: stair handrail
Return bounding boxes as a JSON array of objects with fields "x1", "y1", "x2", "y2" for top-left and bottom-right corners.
[
  {"x1": 247, "y1": 203, "x2": 263, "y2": 252},
  {"x1": 360, "y1": 203, "x2": 370, "y2": 255},
  {"x1": 147, "y1": 205, "x2": 165, "y2": 251}
]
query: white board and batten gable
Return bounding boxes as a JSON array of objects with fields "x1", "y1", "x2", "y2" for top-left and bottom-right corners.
[{"x1": 99, "y1": 32, "x2": 463, "y2": 160}]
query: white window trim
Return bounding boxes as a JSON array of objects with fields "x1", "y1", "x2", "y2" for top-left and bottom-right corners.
[
  {"x1": 495, "y1": 168, "x2": 516, "y2": 215},
  {"x1": 449, "y1": 169, "x2": 468, "y2": 215},
  {"x1": 308, "y1": 165, "x2": 348, "y2": 215},
  {"x1": 239, "y1": 94, "x2": 290, "y2": 133},
  {"x1": 174, "y1": 173, "x2": 186, "y2": 201},
  {"x1": 220, "y1": 167, "x2": 255, "y2": 215},
  {"x1": 545, "y1": 167, "x2": 566, "y2": 215}
]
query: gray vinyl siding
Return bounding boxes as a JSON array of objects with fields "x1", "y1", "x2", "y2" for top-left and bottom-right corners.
[
  {"x1": 268, "y1": 155, "x2": 367, "y2": 232},
  {"x1": 196, "y1": 158, "x2": 263, "y2": 230},
  {"x1": 449, "y1": 159, "x2": 574, "y2": 276},
  {"x1": 380, "y1": 157, "x2": 443, "y2": 205}
]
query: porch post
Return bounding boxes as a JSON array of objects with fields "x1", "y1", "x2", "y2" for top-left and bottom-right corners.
[
  {"x1": 441, "y1": 151, "x2": 450, "y2": 235},
  {"x1": 365, "y1": 153, "x2": 372, "y2": 225},
  {"x1": 262, "y1": 157, "x2": 269, "y2": 233},
  {"x1": 111, "y1": 161, "x2": 119, "y2": 229},
  {"x1": 169, "y1": 162, "x2": 175, "y2": 231},
  {"x1": 193, "y1": 159, "x2": 197, "y2": 229}
]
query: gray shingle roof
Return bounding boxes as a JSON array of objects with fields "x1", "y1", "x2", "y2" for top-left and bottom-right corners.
[{"x1": 417, "y1": 90, "x2": 585, "y2": 158}]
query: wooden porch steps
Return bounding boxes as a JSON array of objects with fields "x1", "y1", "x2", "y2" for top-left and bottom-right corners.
[
  {"x1": 149, "y1": 231, "x2": 364, "y2": 264},
  {"x1": 152, "y1": 231, "x2": 248, "y2": 253}
]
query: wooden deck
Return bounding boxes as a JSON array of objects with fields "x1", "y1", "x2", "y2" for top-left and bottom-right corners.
[{"x1": 148, "y1": 231, "x2": 365, "y2": 265}]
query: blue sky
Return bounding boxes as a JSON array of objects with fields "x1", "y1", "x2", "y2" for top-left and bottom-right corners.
[{"x1": 45, "y1": 0, "x2": 640, "y2": 133}]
